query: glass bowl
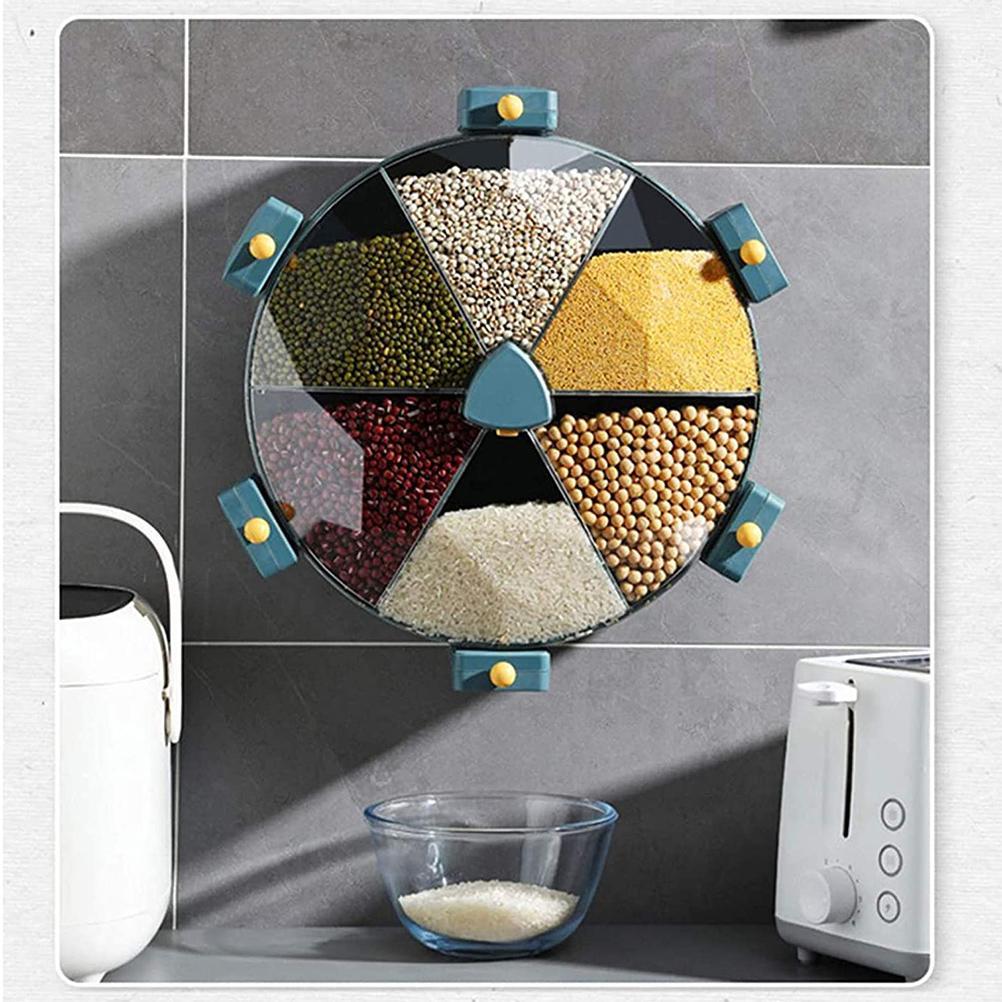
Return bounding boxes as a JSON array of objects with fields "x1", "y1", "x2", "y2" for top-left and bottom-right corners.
[{"x1": 363, "y1": 791, "x2": 617, "y2": 959}]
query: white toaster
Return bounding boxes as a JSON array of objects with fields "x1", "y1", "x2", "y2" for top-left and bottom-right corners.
[{"x1": 775, "y1": 651, "x2": 930, "y2": 981}]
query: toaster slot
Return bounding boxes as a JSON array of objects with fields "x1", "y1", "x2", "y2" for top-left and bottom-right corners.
[
  {"x1": 795, "y1": 678, "x2": 858, "y2": 837},
  {"x1": 842, "y1": 701, "x2": 855, "y2": 838}
]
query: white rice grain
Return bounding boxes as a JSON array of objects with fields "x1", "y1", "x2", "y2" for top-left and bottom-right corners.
[
  {"x1": 399, "y1": 880, "x2": 579, "y2": 943},
  {"x1": 378, "y1": 502, "x2": 628, "y2": 644}
]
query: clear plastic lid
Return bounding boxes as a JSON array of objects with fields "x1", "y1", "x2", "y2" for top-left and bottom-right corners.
[{"x1": 246, "y1": 134, "x2": 760, "y2": 640}]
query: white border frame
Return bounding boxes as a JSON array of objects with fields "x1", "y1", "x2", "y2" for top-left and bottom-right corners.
[
  {"x1": 5, "y1": 3, "x2": 968, "y2": 999},
  {"x1": 52, "y1": 6, "x2": 937, "y2": 993}
]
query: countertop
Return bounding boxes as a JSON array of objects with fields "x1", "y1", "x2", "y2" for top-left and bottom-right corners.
[{"x1": 107, "y1": 925, "x2": 900, "y2": 983}]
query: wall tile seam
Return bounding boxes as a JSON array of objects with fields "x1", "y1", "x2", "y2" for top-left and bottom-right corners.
[
  {"x1": 179, "y1": 641, "x2": 928, "y2": 650},
  {"x1": 57, "y1": 152, "x2": 931, "y2": 169},
  {"x1": 171, "y1": 16, "x2": 191, "y2": 935}
]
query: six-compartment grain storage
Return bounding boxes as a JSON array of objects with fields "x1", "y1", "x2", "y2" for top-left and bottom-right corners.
[{"x1": 220, "y1": 86, "x2": 788, "y2": 691}]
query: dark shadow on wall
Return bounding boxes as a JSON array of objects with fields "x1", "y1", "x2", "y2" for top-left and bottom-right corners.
[
  {"x1": 177, "y1": 647, "x2": 484, "y2": 848},
  {"x1": 587, "y1": 737, "x2": 786, "y2": 925},
  {"x1": 60, "y1": 162, "x2": 185, "y2": 631},
  {"x1": 179, "y1": 833, "x2": 389, "y2": 927},
  {"x1": 176, "y1": 645, "x2": 489, "y2": 925},
  {"x1": 772, "y1": 21, "x2": 871, "y2": 36},
  {"x1": 179, "y1": 642, "x2": 791, "y2": 929}
]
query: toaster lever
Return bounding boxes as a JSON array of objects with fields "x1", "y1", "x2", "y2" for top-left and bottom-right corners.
[{"x1": 796, "y1": 681, "x2": 858, "y2": 706}]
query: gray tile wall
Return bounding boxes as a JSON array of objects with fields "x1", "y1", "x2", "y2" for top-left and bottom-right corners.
[
  {"x1": 60, "y1": 19, "x2": 930, "y2": 929},
  {"x1": 178, "y1": 645, "x2": 798, "y2": 926},
  {"x1": 60, "y1": 20, "x2": 185, "y2": 154},
  {"x1": 60, "y1": 158, "x2": 183, "y2": 619},
  {"x1": 188, "y1": 19, "x2": 929, "y2": 164}
]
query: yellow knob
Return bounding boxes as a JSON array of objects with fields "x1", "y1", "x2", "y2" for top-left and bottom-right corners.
[
  {"x1": 497, "y1": 93, "x2": 524, "y2": 121},
  {"x1": 243, "y1": 517, "x2": 271, "y2": 544},
  {"x1": 489, "y1": 661, "x2": 518, "y2": 688},
  {"x1": 495, "y1": 428, "x2": 519, "y2": 437},
  {"x1": 739, "y1": 239, "x2": 767, "y2": 266},
  {"x1": 735, "y1": 521, "x2": 763, "y2": 549},
  {"x1": 248, "y1": 232, "x2": 277, "y2": 260}
]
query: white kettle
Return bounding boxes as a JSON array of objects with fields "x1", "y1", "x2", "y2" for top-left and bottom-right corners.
[{"x1": 58, "y1": 503, "x2": 182, "y2": 982}]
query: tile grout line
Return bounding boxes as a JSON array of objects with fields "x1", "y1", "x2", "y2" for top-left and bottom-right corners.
[
  {"x1": 183, "y1": 18, "x2": 190, "y2": 160},
  {"x1": 178, "y1": 33, "x2": 190, "y2": 608},
  {"x1": 56, "y1": 151, "x2": 931, "y2": 170},
  {"x1": 168, "y1": 15, "x2": 189, "y2": 933},
  {"x1": 59, "y1": 152, "x2": 186, "y2": 159},
  {"x1": 181, "y1": 641, "x2": 924, "y2": 651}
]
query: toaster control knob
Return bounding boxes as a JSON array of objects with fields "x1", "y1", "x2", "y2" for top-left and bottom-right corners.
[{"x1": 799, "y1": 866, "x2": 857, "y2": 925}]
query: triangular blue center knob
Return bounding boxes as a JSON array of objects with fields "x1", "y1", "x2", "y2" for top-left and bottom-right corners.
[{"x1": 463, "y1": 342, "x2": 554, "y2": 431}]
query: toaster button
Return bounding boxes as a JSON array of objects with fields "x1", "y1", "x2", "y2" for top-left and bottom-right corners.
[
  {"x1": 879, "y1": 845, "x2": 903, "y2": 876},
  {"x1": 881, "y1": 798, "x2": 905, "y2": 830},
  {"x1": 877, "y1": 891, "x2": 901, "y2": 923}
]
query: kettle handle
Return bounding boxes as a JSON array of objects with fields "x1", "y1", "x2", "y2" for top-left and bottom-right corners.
[{"x1": 60, "y1": 503, "x2": 182, "y2": 744}]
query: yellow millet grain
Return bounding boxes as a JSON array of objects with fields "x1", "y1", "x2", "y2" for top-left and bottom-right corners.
[{"x1": 534, "y1": 250, "x2": 758, "y2": 392}]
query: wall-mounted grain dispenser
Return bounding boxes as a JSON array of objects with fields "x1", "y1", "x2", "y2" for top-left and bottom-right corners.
[{"x1": 219, "y1": 86, "x2": 788, "y2": 691}]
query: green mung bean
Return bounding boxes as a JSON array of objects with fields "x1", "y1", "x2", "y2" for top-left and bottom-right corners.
[{"x1": 253, "y1": 232, "x2": 479, "y2": 388}]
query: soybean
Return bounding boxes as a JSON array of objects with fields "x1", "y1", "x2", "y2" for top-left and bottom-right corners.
[{"x1": 537, "y1": 403, "x2": 756, "y2": 602}]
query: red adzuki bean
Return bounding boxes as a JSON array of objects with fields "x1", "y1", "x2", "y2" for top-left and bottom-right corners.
[{"x1": 257, "y1": 397, "x2": 477, "y2": 604}]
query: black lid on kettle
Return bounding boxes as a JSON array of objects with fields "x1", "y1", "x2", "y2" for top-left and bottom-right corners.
[{"x1": 60, "y1": 584, "x2": 135, "y2": 620}]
